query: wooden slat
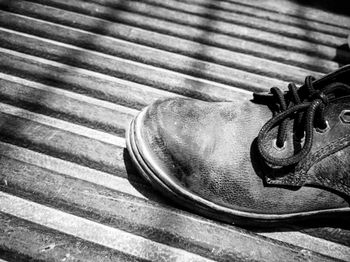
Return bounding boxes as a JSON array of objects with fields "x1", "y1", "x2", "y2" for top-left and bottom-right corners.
[
  {"x1": 0, "y1": 214, "x2": 142, "y2": 262},
  {"x1": 0, "y1": 102, "x2": 125, "y2": 148},
  {"x1": 0, "y1": 102, "x2": 127, "y2": 175},
  {"x1": 259, "y1": 231, "x2": 350, "y2": 261},
  {"x1": 0, "y1": 141, "x2": 145, "y2": 198},
  {"x1": 180, "y1": 0, "x2": 350, "y2": 29},
  {"x1": 0, "y1": 73, "x2": 137, "y2": 136},
  {"x1": 228, "y1": 0, "x2": 350, "y2": 27}
]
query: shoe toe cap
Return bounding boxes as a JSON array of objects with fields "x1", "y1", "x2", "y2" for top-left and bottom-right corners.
[{"x1": 134, "y1": 97, "x2": 205, "y2": 185}]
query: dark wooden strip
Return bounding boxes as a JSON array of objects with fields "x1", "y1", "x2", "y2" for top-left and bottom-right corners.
[{"x1": 0, "y1": 0, "x2": 341, "y2": 73}]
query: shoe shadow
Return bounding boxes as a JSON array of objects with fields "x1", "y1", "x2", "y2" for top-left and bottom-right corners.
[{"x1": 123, "y1": 148, "x2": 184, "y2": 208}]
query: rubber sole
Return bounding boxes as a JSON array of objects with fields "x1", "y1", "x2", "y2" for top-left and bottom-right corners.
[{"x1": 126, "y1": 107, "x2": 350, "y2": 226}]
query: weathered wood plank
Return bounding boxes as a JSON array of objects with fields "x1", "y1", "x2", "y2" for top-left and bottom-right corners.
[
  {"x1": 0, "y1": 141, "x2": 145, "y2": 198},
  {"x1": 0, "y1": 102, "x2": 125, "y2": 148},
  {"x1": 259, "y1": 231, "x2": 350, "y2": 261},
  {"x1": 0, "y1": 27, "x2": 289, "y2": 94},
  {"x1": 229, "y1": 0, "x2": 350, "y2": 27},
  {"x1": 0, "y1": 214, "x2": 142, "y2": 262},
  {"x1": 0, "y1": 193, "x2": 216, "y2": 262},
  {"x1": 0, "y1": 102, "x2": 126, "y2": 175},
  {"x1": 0, "y1": 0, "x2": 341, "y2": 73},
  {"x1": 0, "y1": 47, "x2": 253, "y2": 104},
  {"x1": 0, "y1": 10, "x2": 323, "y2": 83},
  {"x1": 0, "y1": 73, "x2": 137, "y2": 136},
  {"x1": 0, "y1": 48, "x2": 183, "y2": 109}
]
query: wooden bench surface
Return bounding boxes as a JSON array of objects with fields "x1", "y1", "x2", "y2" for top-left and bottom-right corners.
[{"x1": 0, "y1": 0, "x2": 349, "y2": 261}]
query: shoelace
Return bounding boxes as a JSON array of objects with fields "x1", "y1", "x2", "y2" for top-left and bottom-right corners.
[{"x1": 256, "y1": 76, "x2": 349, "y2": 167}]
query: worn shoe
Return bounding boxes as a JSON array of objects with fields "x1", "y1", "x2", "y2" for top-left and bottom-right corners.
[{"x1": 126, "y1": 65, "x2": 350, "y2": 225}]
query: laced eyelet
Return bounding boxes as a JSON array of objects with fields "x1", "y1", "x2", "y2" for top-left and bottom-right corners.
[
  {"x1": 256, "y1": 74, "x2": 347, "y2": 167},
  {"x1": 340, "y1": 110, "x2": 350, "y2": 124},
  {"x1": 272, "y1": 139, "x2": 286, "y2": 151},
  {"x1": 316, "y1": 120, "x2": 330, "y2": 133}
]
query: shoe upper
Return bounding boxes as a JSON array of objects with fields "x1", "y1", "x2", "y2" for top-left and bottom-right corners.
[{"x1": 136, "y1": 66, "x2": 350, "y2": 215}]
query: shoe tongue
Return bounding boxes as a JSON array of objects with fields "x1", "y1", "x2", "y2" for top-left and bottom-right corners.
[
  {"x1": 296, "y1": 65, "x2": 350, "y2": 102},
  {"x1": 254, "y1": 65, "x2": 350, "y2": 104},
  {"x1": 313, "y1": 65, "x2": 350, "y2": 89}
]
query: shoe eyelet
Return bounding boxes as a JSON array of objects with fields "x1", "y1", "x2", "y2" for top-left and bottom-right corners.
[
  {"x1": 316, "y1": 120, "x2": 330, "y2": 134},
  {"x1": 340, "y1": 110, "x2": 350, "y2": 124},
  {"x1": 272, "y1": 139, "x2": 286, "y2": 151}
]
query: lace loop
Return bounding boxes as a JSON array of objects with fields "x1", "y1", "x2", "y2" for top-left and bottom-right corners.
[{"x1": 256, "y1": 76, "x2": 331, "y2": 167}]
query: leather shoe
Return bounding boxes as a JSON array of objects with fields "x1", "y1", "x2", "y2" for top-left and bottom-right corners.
[{"x1": 126, "y1": 65, "x2": 350, "y2": 225}]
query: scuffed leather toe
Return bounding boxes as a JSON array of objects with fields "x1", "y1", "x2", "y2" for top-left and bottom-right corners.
[{"x1": 135, "y1": 96, "x2": 267, "y2": 187}]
